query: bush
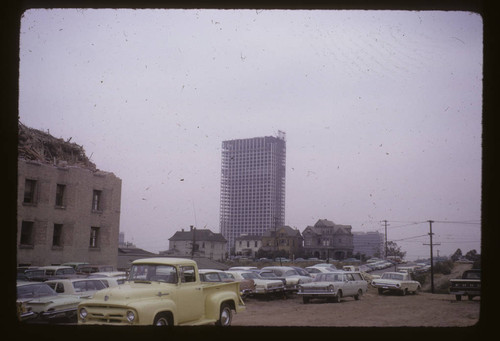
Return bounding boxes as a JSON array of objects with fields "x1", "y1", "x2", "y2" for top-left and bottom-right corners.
[
  {"x1": 413, "y1": 272, "x2": 427, "y2": 285},
  {"x1": 433, "y1": 260, "x2": 454, "y2": 275}
]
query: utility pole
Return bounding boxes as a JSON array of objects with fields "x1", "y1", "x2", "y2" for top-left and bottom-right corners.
[
  {"x1": 423, "y1": 220, "x2": 441, "y2": 294},
  {"x1": 191, "y1": 225, "x2": 196, "y2": 259},
  {"x1": 383, "y1": 220, "x2": 389, "y2": 259}
]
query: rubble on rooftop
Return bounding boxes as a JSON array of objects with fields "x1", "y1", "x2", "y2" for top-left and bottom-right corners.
[{"x1": 18, "y1": 121, "x2": 97, "y2": 170}]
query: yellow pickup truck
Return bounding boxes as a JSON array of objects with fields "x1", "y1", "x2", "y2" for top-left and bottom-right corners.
[{"x1": 77, "y1": 257, "x2": 245, "y2": 326}]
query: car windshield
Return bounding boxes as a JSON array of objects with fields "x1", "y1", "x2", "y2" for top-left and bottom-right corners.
[
  {"x1": 241, "y1": 272, "x2": 259, "y2": 279},
  {"x1": 56, "y1": 268, "x2": 76, "y2": 275},
  {"x1": 314, "y1": 273, "x2": 344, "y2": 282},
  {"x1": 72, "y1": 280, "x2": 107, "y2": 292},
  {"x1": 17, "y1": 283, "x2": 57, "y2": 299},
  {"x1": 218, "y1": 272, "x2": 232, "y2": 280},
  {"x1": 382, "y1": 273, "x2": 405, "y2": 280},
  {"x1": 128, "y1": 264, "x2": 177, "y2": 283}
]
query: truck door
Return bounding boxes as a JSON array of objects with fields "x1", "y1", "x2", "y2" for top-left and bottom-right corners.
[{"x1": 174, "y1": 265, "x2": 204, "y2": 324}]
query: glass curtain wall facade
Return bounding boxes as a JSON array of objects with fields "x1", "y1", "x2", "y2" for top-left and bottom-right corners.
[{"x1": 220, "y1": 134, "x2": 286, "y2": 254}]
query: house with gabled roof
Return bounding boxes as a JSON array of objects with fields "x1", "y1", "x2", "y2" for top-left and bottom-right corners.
[
  {"x1": 302, "y1": 219, "x2": 354, "y2": 260},
  {"x1": 162, "y1": 226, "x2": 227, "y2": 261},
  {"x1": 261, "y1": 225, "x2": 304, "y2": 259},
  {"x1": 234, "y1": 234, "x2": 262, "y2": 258}
]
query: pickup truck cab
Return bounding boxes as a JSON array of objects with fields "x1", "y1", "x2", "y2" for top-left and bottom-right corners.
[
  {"x1": 77, "y1": 258, "x2": 245, "y2": 326},
  {"x1": 449, "y1": 269, "x2": 480, "y2": 301}
]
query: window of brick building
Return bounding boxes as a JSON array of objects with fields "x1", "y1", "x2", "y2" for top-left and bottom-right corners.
[
  {"x1": 52, "y1": 224, "x2": 63, "y2": 247},
  {"x1": 20, "y1": 221, "x2": 34, "y2": 246},
  {"x1": 55, "y1": 184, "x2": 65, "y2": 207},
  {"x1": 90, "y1": 226, "x2": 99, "y2": 248},
  {"x1": 92, "y1": 190, "x2": 102, "y2": 211},
  {"x1": 23, "y1": 179, "x2": 37, "y2": 204}
]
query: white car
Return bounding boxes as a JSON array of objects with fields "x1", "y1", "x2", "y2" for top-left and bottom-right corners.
[
  {"x1": 261, "y1": 266, "x2": 313, "y2": 292},
  {"x1": 226, "y1": 270, "x2": 284, "y2": 296},
  {"x1": 298, "y1": 271, "x2": 368, "y2": 303},
  {"x1": 17, "y1": 281, "x2": 82, "y2": 322},
  {"x1": 371, "y1": 271, "x2": 421, "y2": 295},
  {"x1": 87, "y1": 271, "x2": 127, "y2": 285},
  {"x1": 305, "y1": 266, "x2": 336, "y2": 278},
  {"x1": 45, "y1": 278, "x2": 112, "y2": 298}
]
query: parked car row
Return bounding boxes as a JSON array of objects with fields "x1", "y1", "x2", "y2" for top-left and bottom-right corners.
[
  {"x1": 16, "y1": 263, "x2": 127, "y2": 323},
  {"x1": 17, "y1": 260, "x2": 424, "y2": 324},
  {"x1": 17, "y1": 264, "x2": 124, "y2": 282},
  {"x1": 16, "y1": 276, "x2": 123, "y2": 323}
]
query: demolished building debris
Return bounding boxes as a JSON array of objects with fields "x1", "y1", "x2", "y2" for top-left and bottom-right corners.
[{"x1": 18, "y1": 121, "x2": 97, "y2": 170}]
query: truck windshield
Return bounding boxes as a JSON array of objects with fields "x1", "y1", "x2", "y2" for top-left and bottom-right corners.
[{"x1": 129, "y1": 264, "x2": 178, "y2": 284}]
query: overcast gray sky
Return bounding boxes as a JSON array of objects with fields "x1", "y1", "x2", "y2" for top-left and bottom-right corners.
[{"x1": 19, "y1": 9, "x2": 482, "y2": 260}]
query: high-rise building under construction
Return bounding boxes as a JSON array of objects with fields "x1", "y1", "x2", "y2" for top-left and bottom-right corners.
[{"x1": 220, "y1": 132, "x2": 286, "y2": 254}]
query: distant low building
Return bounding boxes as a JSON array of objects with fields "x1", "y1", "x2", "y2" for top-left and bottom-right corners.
[
  {"x1": 302, "y1": 219, "x2": 354, "y2": 260},
  {"x1": 17, "y1": 123, "x2": 122, "y2": 267},
  {"x1": 163, "y1": 226, "x2": 227, "y2": 261},
  {"x1": 352, "y1": 231, "x2": 384, "y2": 258}
]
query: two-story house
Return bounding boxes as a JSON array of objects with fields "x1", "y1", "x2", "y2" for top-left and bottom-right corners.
[
  {"x1": 261, "y1": 225, "x2": 303, "y2": 259},
  {"x1": 302, "y1": 219, "x2": 354, "y2": 260},
  {"x1": 234, "y1": 235, "x2": 262, "y2": 258},
  {"x1": 164, "y1": 226, "x2": 227, "y2": 261}
]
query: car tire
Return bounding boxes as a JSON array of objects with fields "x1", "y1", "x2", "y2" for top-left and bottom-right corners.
[
  {"x1": 302, "y1": 296, "x2": 310, "y2": 304},
  {"x1": 153, "y1": 313, "x2": 172, "y2": 326},
  {"x1": 455, "y1": 295, "x2": 462, "y2": 301},
  {"x1": 378, "y1": 288, "x2": 384, "y2": 295},
  {"x1": 215, "y1": 303, "x2": 232, "y2": 326},
  {"x1": 333, "y1": 291, "x2": 342, "y2": 303},
  {"x1": 354, "y1": 289, "x2": 363, "y2": 300}
]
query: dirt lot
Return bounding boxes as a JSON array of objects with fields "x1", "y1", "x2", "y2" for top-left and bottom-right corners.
[
  {"x1": 232, "y1": 263, "x2": 480, "y2": 327},
  {"x1": 232, "y1": 288, "x2": 479, "y2": 327}
]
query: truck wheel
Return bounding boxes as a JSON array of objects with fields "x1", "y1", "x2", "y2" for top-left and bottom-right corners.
[
  {"x1": 455, "y1": 295, "x2": 462, "y2": 301},
  {"x1": 354, "y1": 289, "x2": 363, "y2": 300},
  {"x1": 216, "y1": 303, "x2": 232, "y2": 326},
  {"x1": 302, "y1": 296, "x2": 310, "y2": 304},
  {"x1": 153, "y1": 313, "x2": 172, "y2": 326}
]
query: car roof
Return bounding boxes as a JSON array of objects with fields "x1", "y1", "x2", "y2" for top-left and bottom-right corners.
[
  {"x1": 45, "y1": 278, "x2": 104, "y2": 283},
  {"x1": 199, "y1": 269, "x2": 225, "y2": 273},
  {"x1": 262, "y1": 266, "x2": 295, "y2": 270},
  {"x1": 132, "y1": 257, "x2": 197, "y2": 266},
  {"x1": 39, "y1": 265, "x2": 74, "y2": 270}
]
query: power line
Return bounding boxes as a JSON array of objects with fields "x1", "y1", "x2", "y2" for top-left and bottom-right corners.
[
  {"x1": 390, "y1": 234, "x2": 428, "y2": 242},
  {"x1": 432, "y1": 220, "x2": 480, "y2": 224}
]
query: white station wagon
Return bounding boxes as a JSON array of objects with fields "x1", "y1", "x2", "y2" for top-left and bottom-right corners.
[{"x1": 298, "y1": 271, "x2": 367, "y2": 303}]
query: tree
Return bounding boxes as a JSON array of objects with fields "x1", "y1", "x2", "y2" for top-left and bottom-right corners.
[
  {"x1": 386, "y1": 241, "x2": 406, "y2": 259},
  {"x1": 465, "y1": 249, "x2": 480, "y2": 262},
  {"x1": 451, "y1": 248, "x2": 463, "y2": 261}
]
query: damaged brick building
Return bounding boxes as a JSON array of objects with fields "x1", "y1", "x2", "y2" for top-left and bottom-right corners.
[{"x1": 17, "y1": 122, "x2": 122, "y2": 267}]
